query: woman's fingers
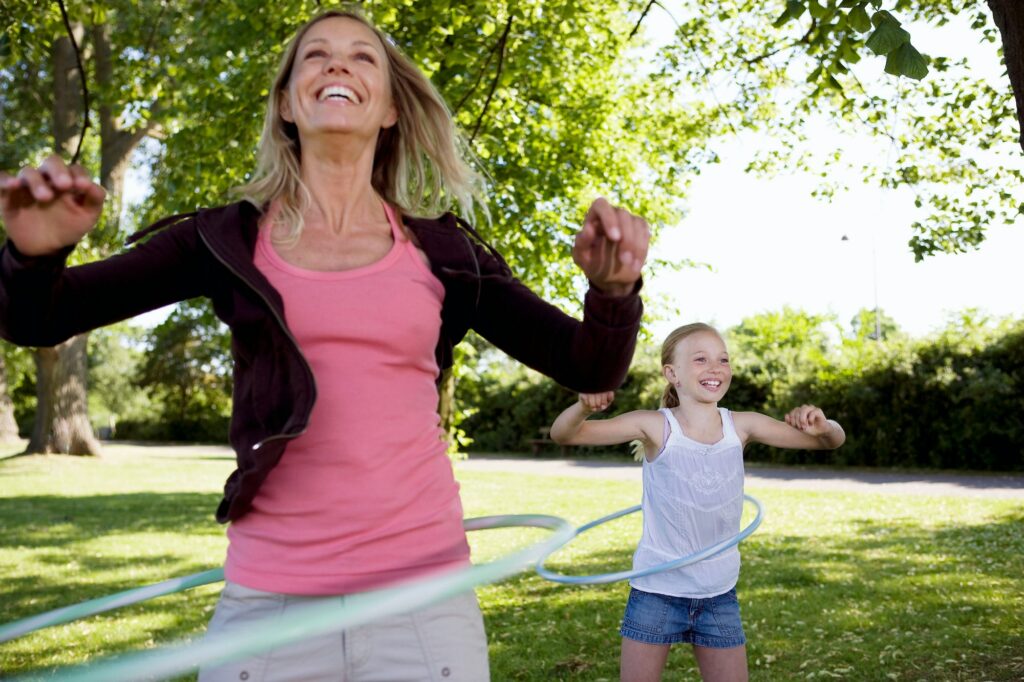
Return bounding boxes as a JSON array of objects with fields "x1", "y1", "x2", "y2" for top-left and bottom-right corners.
[
  {"x1": 573, "y1": 198, "x2": 650, "y2": 289},
  {"x1": 16, "y1": 166, "x2": 54, "y2": 203},
  {"x1": 39, "y1": 154, "x2": 74, "y2": 191}
]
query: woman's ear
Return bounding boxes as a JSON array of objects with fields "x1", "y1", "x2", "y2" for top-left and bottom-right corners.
[
  {"x1": 280, "y1": 91, "x2": 294, "y2": 124},
  {"x1": 382, "y1": 103, "x2": 398, "y2": 129}
]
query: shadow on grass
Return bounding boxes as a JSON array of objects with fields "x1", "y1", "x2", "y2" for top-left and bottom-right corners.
[
  {"x1": 4, "y1": 493, "x2": 1022, "y2": 681},
  {"x1": 484, "y1": 508, "x2": 1024, "y2": 681},
  {"x1": 1, "y1": 492, "x2": 223, "y2": 619}
]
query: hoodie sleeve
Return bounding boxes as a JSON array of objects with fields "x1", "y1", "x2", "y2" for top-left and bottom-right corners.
[
  {"x1": 469, "y1": 239, "x2": 643, "y2": 393},
  {"x1": 0, "y1": 217, "x2": 213, "y2": 347}
]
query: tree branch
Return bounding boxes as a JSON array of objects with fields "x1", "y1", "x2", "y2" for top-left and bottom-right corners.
[
  {"x1": 986, "y1": 0, "x2": 1024, "y2": 152},
  {"x1": 453, "y1": 22, "x2": 505, "y2": 116},
  {"x1": 470, "y1": 15, "x2": 513, "y2": 141},
  {"x1": 653, "y1": 0, "x2": 739, "y2": 136},
  {"x1": 57, "y1": 0, "x2": 89, "y2": 165},
  {"x1": 629, "y1": 0, "x2": 656, "y2": 41}
]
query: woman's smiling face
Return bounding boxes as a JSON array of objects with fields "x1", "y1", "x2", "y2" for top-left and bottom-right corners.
[{"x1": 280, "y1": 16, "x2": 398, "y2": 142}]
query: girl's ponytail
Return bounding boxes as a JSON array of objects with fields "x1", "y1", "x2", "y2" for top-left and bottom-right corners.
[{"x1": 661, "y1": 383, "x2": 679, "y2": 408}]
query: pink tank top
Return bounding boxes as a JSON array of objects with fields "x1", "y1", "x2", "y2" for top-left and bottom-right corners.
[{"x1": 225, "y1": 203, "x2": 468, "y2": 595}]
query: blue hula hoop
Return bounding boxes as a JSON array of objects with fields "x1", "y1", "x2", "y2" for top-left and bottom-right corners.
[
  {"x1": 6, "y1": 513, "x2": 573, "y2": 682},
  {"x1": 535, "y1": 493, "x2": 764, "y2": 585}
]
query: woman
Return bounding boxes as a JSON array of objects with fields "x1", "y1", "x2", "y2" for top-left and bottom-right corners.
[{"x1": 0, "y1": 9, "x2": 650, "y2": 681}]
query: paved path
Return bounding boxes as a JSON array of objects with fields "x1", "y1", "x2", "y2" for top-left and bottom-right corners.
[{"x1": 456, "y1": 456, "x2": 1024, "y2": 499}]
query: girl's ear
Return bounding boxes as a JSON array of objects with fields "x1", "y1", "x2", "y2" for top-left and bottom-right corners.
[{"x1": 662, "y1": 364, "x2": 677, "y2": 385}]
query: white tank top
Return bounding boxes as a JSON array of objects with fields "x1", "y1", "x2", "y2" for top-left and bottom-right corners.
[{"x1": 630, "y1": 407, "x2": 745, "y2": 598}]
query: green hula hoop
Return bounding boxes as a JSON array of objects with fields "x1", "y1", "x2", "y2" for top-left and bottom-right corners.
[
  {"x1": 535, "y1": 494, "x2": 764, "y2": 584},
  {"x1": 0, "y1": 568, "x2": 225, "y2": 644},
  {"x1": 8, "y1": 513, "x2": 573, "y2": 682}
]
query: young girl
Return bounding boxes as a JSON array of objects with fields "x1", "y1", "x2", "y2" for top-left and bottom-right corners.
[{"x1": 550, "y1": 322, "x2": 845, "y2": 682}]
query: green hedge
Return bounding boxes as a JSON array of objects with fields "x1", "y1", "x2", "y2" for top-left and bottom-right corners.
[{"x1": 459, "y1": 319, "x2": 1024, "y2": 472}]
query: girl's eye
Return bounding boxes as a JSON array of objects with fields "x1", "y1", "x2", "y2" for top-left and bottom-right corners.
[
  {"x1": 694, "y1": 357, "x2": 706, "y2": 364},
  {"x1": 304, "y1": 49, "x2": 327, "y2": 59},
  {"x1": 354, "y1": 51, "x2": 376, "y2": 63},
  {"x1": 721, "y1": 358, "x2": 730, "y2": 364}
]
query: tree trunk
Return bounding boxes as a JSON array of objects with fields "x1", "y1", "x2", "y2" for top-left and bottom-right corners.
[
  {"x1": 987, "y1": 0, "x2": 1024, "y2": 152},
  {"x1": 438, "y1": 368, "x2": 457, "y2": 449},
  {"x1": 25, "y1": 24, "x2": 101, "y2": 456},
  {"x1": 0, "y1": 355, "x2": 21, "y2": 443},
  {"x1": 26, "y1": 336, "x2": 101, "y2": 455},
  {"x1": 27, "y1": 19, "x2": 156, "y2": 456}
]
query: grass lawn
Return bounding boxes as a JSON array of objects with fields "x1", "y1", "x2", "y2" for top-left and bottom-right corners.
[{"x1": 1, "y1": 443, "x2": 1022, "y2": 681}]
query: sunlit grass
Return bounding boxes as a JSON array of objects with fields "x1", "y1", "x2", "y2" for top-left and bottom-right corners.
[{"x1": 1, "y1": 445, "x2": 1021, "y2": 681}]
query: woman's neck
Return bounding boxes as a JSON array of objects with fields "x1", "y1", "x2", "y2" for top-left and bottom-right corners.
[{"x1": 299, "y1": 136, "x2": 384, "y2": 235}]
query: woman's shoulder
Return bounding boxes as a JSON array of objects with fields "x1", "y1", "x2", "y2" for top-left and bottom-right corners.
[{"x1": 126, "y1": 200, "x2": 257, "y2": 244}]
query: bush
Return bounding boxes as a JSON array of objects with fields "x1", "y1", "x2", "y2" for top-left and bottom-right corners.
[{"x1": 459, "y1": 314, "x2": 1024, "y2": 472}]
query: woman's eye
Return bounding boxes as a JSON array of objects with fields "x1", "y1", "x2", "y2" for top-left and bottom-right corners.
[
  {"x1": 354, "y1": 51, "x2": 376, "y2": 63},
  {"x1": 304, "y1": 49, "x2": 327, "y2": 59}
]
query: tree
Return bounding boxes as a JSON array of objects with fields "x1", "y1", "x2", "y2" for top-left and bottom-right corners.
[
  {"x1": 2, "y1": 0, "x2": 1021, "y2": 452},
  {"x1": 649, "y1": 0, "x2": 1022, "y2": 260},
  {"x1": 727, "y1": 307, "x2": 835, "y2": 399},
  {"x1": 134, "y1": 300, "x2": 232, "y2": 441},
  {"x1": 1, "y1": 1, "x2": 199, "y2": 453}
]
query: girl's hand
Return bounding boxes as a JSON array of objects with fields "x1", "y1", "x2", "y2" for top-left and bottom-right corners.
[
  {"x1": 0, "y1": 155, "x2": 105, "y2": 256},
  {"x1": 580, "y1": 391, "x2": 615, "y2": 413},
  {"x1": 785, "y1": 404, "x2": 832, "y2": 437},
  {"x1": 572, "y1": 197, "x2": 649, "y2": 297}
]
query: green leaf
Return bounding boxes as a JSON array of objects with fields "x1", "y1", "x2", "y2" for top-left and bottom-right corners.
[
  {"x1": 848, "y1": 5, "x2": 872, "y2": 33},
  {"x1": 773, "y1": 0, "x2": 806, "y2": 28},
  {"x1": 808, "y1": 1, "x2": 828, "y2": 20},
  {"x1": 884, "y1": 42, "x2": 929, "y2": 80},
  {"x1": 870, "y1": 9, "x2": 900, "y2": 28},
  {"x1": 865, "y1": 17, "x2": 910, "y2": 55},
  {"x1": 840, "y1": 40, "x2": 862, "y2": 63}
]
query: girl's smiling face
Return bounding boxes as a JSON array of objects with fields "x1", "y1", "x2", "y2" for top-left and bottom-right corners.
[
  {"x1": 664, "y1": 330, "x2": 732, "y2": 404},
  {"x1": 280, "y1": 16, "x2": 398, "y2": 141}
]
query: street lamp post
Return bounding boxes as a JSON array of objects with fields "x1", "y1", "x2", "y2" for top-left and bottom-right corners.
[{"x1": 841, "y1": 234, "x2": 881, "y2": 340}]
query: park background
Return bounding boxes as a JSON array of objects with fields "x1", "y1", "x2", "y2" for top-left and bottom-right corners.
[{"x1": 1, "y1": 1, "x2": 1023, "y2": 680}]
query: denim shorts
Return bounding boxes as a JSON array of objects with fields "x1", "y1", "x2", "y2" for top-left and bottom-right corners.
[{"x1": 620, "y1": 586, "x2": 746, "y2": 648}]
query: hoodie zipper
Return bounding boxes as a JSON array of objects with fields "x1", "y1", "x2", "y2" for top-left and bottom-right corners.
[{"x1": 196, "y1": 228, "x2": 316, "y2": 452}]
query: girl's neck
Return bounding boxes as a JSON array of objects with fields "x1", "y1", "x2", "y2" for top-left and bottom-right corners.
[{"x1": 671, "y1": 399, "x2": 720, "y2": 429}]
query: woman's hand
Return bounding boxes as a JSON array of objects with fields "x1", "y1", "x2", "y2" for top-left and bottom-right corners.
[
  {"x1": 0, "y1": 155, "x2": 106, "y2": 256},
  {"x1": 580, "y1": 391, "x2": 615, "y2": 413},
  {"x1": 572, "y1": 197, "x2": 649, "y2": 296}
]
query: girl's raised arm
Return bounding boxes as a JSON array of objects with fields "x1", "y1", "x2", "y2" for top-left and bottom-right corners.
[
  {"x1": 733, "y1": 405, "x2": 845, "y2": 451},
  {"x1": 550, "y1": 392, "x2": 663, "y2": 451}
]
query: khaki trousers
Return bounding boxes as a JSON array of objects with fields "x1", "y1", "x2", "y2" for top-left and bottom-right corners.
[{"x1": 197, "y1": 582, "x2": 490, "y2": 682}]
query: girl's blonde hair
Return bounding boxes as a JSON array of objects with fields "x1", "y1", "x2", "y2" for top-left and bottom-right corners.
[
  {"x1": 660, "y1": 323, "x2": 723, "y2": 408},
  {"x1": 236, "y1": 8, "x2": 486, "y2": 237}
]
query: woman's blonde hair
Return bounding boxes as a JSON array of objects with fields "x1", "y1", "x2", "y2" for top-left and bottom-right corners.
[
  {"x1": 236, "y1": 8, "x2": 486, "y2": 237},
  {"x1": 660, "y1": 323, "x2": 723, "y2": 408}
]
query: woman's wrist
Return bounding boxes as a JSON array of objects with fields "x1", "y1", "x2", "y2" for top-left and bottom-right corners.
[{"x1": 590, "y1": 279, "x2": 638, "y2": 298}]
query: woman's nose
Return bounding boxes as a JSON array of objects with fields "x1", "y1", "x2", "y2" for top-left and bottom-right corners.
[{"x1": 323, "y1": 54, "x2": 350, "y2": 75}]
